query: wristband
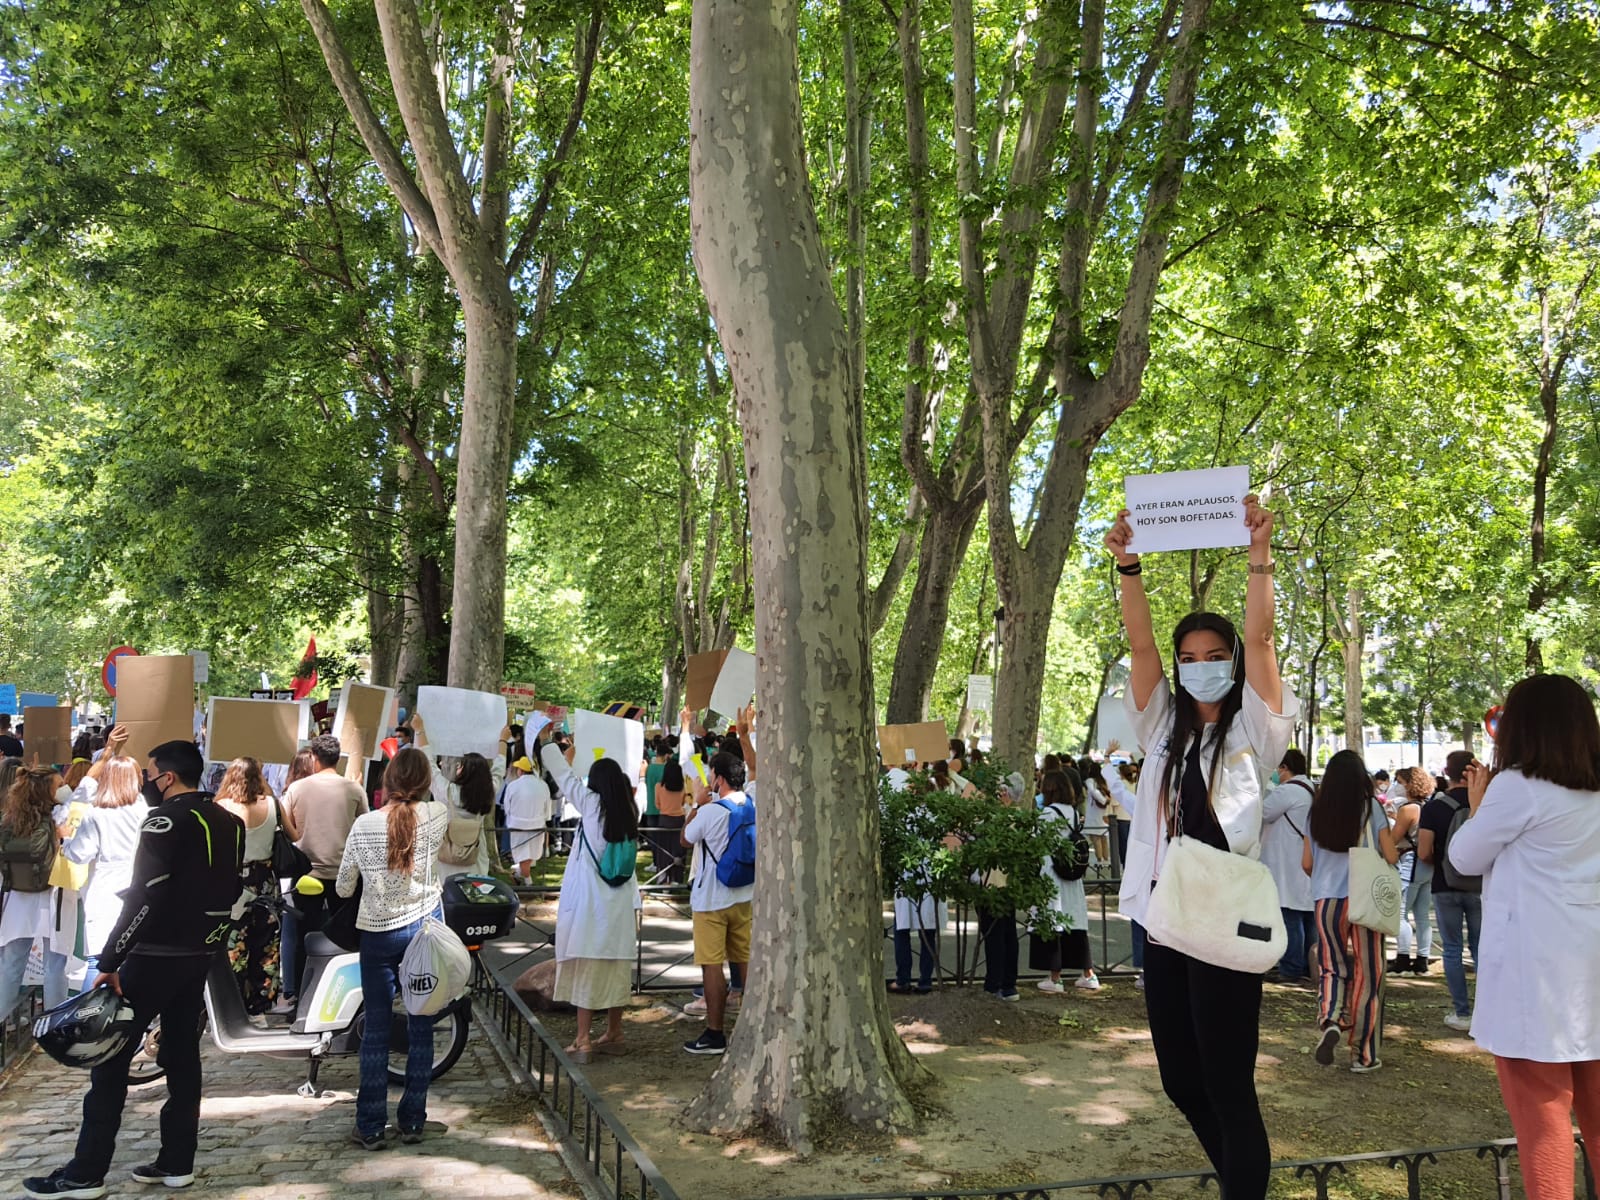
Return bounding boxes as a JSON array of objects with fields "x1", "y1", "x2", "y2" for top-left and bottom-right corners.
[
  {"x1": 1249, "y1": 562, "x2": 1275, "y2": 575},
  {"x1": 1116, "y1": 561, "x2": 1143, "y2": 577}
]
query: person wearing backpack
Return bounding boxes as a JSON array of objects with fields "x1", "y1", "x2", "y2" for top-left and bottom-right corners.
[
  {"x1": 1031, "y1": 770, "x2": 1099, "y2": 993},
  {"x1": 680, "y1": 748, "x2": 754, "y2": 1056},
  {"x1": 1418, "y1": 749, "x2": 1482, "y2": 1032},
  {"x1": 537, "y1": 726, "x2": 641, "y2": 1063},
  {"x1": 0, "y1": 766, "x2": 70, "y2": 1020},
  {"x1": 437, "y1": 742, "x2": 506, "y2": 880},
  {"x1": 1261, "y1": 749, "x2": 1316, "y2": 984}
]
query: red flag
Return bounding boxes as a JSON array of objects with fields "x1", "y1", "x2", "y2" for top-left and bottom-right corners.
[{"x1": 291, "y1": 637, "x2": 318, "y2": 701}]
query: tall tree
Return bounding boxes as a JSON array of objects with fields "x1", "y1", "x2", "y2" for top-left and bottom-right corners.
[{"x1": 688, "y1": 0, "x2": 925, "y2": 1148}]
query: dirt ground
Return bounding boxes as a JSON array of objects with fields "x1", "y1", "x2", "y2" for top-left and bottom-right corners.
[{"x1": 534, "y1": 969, "x2": 1525, "y2": 1200}]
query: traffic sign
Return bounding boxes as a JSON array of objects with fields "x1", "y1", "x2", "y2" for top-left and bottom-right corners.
[{"x1": 102, "y1": 646, "x2": 139, "y2": 697}]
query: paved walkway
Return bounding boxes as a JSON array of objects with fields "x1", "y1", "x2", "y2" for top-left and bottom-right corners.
[{"x1": 1, "y1": 1029, "x2": 578, "y2": 1198}]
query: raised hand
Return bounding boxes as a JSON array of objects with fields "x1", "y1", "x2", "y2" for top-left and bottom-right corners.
[
  {"x1": 1104, "y1": 509, "x2": 1138, "y2": 566},
  {"x1": 1242, "y1": 493, "x2": 1274, "y2": 551}
]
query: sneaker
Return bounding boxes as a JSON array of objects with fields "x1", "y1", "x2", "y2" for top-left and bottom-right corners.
[
  {"x1": 683, "y1": 995, "x2": 709, "y2": 1015},
  {"x1": 1036, "y1": 978, "x2": 1065, "y2": 993},
  {"x1": 683, "y1": 1029, "x2": 727, "y2": 1055},
  {"x1": 1444, "y1": 1012, "x2": 1472, "y2": 1032},
  {"x1": 349, "y1": 1128, "x2": 389, "y2": 1151},
  {"x1": 727, "y1": 989, "x2": 743, "y2": 1008},
  {"x1": 1351, "y1": 1059, "x2": 1383, "y2": 1073},
  {"x1": 1387, "y1": 955, "x2": 1412, "y2": 973},
  {"x1": 130, "y1": 1164, "x2": 194, "y2": 1189},
  {"x1": 1411, "y1": 958, "x2": 1430, "y2": 976},
  {"x1": 1135, "y1": 972, "x2": 1145, "y2": 992},
  {"x1": 1073, "y1": 975, "x2": 1102, "y2": 991},
  {"x1": 388, "y1": 1121, "x2": 448, "y2": 1145},
  {"x1": 1315, "y1": 1025, "x2": 1341, "y2": 1066},
  {"x1": 997, "y1": 990, "x2": 1021, "y2": 1002},
  {"x1": 22, "y1": 1171, "x2": 107, "y2": 1199}
]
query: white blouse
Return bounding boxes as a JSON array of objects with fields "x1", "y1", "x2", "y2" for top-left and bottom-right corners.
[{"x1": 1449, "y1": 769, "x2": 1600, "y2": 1061}]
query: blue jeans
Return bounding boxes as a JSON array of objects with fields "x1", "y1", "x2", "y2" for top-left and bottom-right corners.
[
  {"x1": 79, "y1": 953, "x2": 100, "y2": 995},
  {"x1": 1432, "y1": 890, "x2": 1482, "y2": 1017},
  {"x1": 893, "y1": 929, "x2": 938, "y2": 989},
  {"x1": 1278, "y1": 907, "x2": 1317, "y2": 979},
  {"x1": 357, "y1": 919, "x2": 437, "y2": 1138},
  {"x1": 1132, "y1": 920, "x2": 1147, "y2": 970},
  {"x1": 0, "y1": 937, "x2": 68, "y2": 1015}
]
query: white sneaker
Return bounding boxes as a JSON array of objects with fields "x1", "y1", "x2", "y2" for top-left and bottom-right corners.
[
  {"x1": 1073, "y1": 974, "x2": 1102, "y2": 991},
  {"x1": 1135, "y1": 972, "x2": 1145, "y2": 992},
  {"x1": 1035, "y1": 978, "x2": 1064, "y2": 993},
  {"x1": 683, "y1": 996, "x2": 708, "y2": 1015},
  {"x1": 1444, "y1": 1012, "x2": 1472, "y2": 1032}
]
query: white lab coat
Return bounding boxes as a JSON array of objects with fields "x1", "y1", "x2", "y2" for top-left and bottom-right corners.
[
  {"x1": 1118, "y1": 677, "x2": 1298, "y2": 927},
  {"x1": 1038, "y1": 803, "x2": 1089, "y2": 932},
  {"x1": 541, "y1": 744, "x2": 640, "y2": 962},
  {"x1": 1260, "y1": 776, "x2": 1314, "y2": 911},
  {"x1": 1449, "y1": 768, "x2": 1600, "y2": 1061}
]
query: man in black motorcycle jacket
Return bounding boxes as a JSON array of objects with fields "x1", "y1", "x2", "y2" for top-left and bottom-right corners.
[{"x1": 25, "y1": 739, "x2": 244, "y2": 1200}]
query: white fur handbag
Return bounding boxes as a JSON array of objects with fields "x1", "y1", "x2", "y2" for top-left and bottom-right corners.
[
  {"x1": 1348, "y1": 815, "x2": 1402, "y2": 937},
  {"x1": 1144, "y1": 834, "x2": 1286, "y2": 974}
]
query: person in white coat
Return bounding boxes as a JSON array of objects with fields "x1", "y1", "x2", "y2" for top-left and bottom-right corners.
[
  {"x1": 537, "y1": 725, "x2": 640, "y2": 1063},
  {"x1": 1260, "y1": 748, "x2": 1315, "y2": 982},
  {"x1": 1031, "y1": 770, "x2": 1098, "y2": 992},
  {"x1": 1106, "y1": 495, "x2": 1296, "y2": 1200},
  {"x1": 502, "y1": 756, "x2": 553, "y2": 883},
  {"x1": 1449, "y1": 674, "x2": 1600, "y2": 1200},
  {"x1": 62, "y1": 744, "x2": 148, "y2": 990}
]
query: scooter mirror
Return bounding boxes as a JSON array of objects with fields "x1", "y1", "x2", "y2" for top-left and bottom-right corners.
[{"x1": 294, "y1": 876, "x2": 326, "y2": 897}]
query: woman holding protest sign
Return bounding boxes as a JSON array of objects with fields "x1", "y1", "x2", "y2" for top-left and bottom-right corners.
[{"x1": 1105, "y1": 491, "x2": 1297, "y2": 1200}]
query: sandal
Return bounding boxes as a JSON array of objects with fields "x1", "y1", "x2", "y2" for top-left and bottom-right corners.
[{"x1": 564, "y1": 1043, "x2": 592, "y2": 1064}]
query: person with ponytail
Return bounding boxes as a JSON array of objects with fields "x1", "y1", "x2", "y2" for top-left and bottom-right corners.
[
  {"x1": 1105, "y1": 495, "x2": 1298, "y2": 1200},
  {"x1": 335, "y1": 724, "x2": 449, "y2": 1151}
]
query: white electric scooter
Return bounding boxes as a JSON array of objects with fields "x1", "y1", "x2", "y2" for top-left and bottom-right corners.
[{"x1": 130, "y1": 875, "x2": 517, "y2": 1096}]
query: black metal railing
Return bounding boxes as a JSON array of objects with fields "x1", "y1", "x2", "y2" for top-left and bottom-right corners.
[
  {"x1": 1, "y1": 993, "x2": 43, "y2": 1075},
  {"x1": 764, "y1": 1136, "x2": 1596, "y2": 1200},
  {"x1": 471, "y1": 956, "x2": 682, "y2": 1200}
]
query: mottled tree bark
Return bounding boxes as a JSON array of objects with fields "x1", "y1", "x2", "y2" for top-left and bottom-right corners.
[{"x1": 688, "y1": 0, "x2": 926, "y2": 1148}]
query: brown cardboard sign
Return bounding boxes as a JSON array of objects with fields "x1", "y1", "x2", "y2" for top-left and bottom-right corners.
[
  {"x1": 684, "y1": 650, "x2": 729, "y2": 713},
  {"x1": 206, "y1": 697, "x2": 306, "y2": 765},
  {"x1": 334, "y1": 682, "x2": 394, "y2": 765},
  {"x1": 877, "y1": 721, "x2": 951, "y2": 767},
  {"x1": 23, "y1": 706, "x2": 72, "y2": 766},
  {"x1": 118, "y1": 655, "x2": 196, "y2": 764}
]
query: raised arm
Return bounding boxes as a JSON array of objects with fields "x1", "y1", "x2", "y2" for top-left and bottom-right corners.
[
  {"x1": 1242, "y1": 494, "x2": 1284, "y2": 714},
  {"x1": 1105, "y1": 509, "x2": 1162, "y2": 710},
  {"x1": 85, "y1": 725, "x2": 130, "y2": 784},
  {"x1": 736, "y1": 705, "x2": 757, "y2": 780}
]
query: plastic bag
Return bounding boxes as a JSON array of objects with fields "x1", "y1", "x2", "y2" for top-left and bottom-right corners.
[{"x1": 400, "y1": 915, "x2": 472, "y2": 1016}]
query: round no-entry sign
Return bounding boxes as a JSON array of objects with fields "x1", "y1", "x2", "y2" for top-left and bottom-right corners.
[{"x1": 102, "y1": 646, "x2": 139, "y2": 697}]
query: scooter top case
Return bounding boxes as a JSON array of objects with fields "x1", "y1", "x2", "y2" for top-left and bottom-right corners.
[{"x1": 441, "y1": 875, "x2": 520, "y2": 948}]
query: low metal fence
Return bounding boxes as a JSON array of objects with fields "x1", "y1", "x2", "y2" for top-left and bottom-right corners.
[
  {"x1": 471, "y1": 956, "x2": 682, "y2": 1200},
  {"x1": 764, "y1": 1136, "x2": 1595, "y2": 1200},
  {"x1": 1, "y1": 993, "x2": 43, "y2": 1075}
]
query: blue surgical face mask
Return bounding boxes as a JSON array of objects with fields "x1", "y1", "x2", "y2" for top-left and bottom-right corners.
[{"x1": 1177, "y1": 659, "x2": 1236, "y2": 704}]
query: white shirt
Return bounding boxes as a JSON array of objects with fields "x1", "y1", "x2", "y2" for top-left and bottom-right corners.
[
  {"x1": 1260, "y1": 775, "x2": 1314, "y2": 911},
  {"x1": 684, "y1": 790, "x2": 755, "y2": 914},
  {"x1": 1117, "y1": 677, "x2": 1298, "y2": 927},
  {"x1": 1449, "y1": 769, "x2": 1600, "y2": 1061},
  {"x1": 335, "y1": 801, "x2": 449, "y2": 932},
  {"x1": 1082, "y1": 781, "x2": 1109, "y2": 833},
  {"x1": 541, "y1": 745, "x2": 640, "y2": 961},
  {"x1": 502, "y1": 773, "x2": 552, "y2": 832}
]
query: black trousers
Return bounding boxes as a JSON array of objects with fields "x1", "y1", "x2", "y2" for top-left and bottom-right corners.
[
  {"x1": 1143, "y1": 939, "x2": 1270, "y2": 1200},
  {"x1": 978, "y1": 910, "x2": 1018, "y2": 994},
  {"x1": 68, "y1": 952, "x2": 211, "y2": 1181}
]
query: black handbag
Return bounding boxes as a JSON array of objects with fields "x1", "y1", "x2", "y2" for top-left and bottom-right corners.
[
  {"x1": 321, "y1": 877, "x2": 363, "y2": 951},
  {"x1": 270, "y1": 801, "x2": 312, "y2": 881}
]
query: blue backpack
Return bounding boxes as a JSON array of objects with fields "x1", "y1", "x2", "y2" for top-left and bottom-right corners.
[{"x1": 707, "y1": 798, "x2": 756, "y2": 888}]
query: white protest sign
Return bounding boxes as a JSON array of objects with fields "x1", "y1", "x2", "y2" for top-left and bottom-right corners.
[
  {"x1": 1096, "y1": 694, "x2": 1142, "y2": 755},
  {"x1": 573, "y1": 709, "x2": 645, "y2": 779},
  {"x1": 966, "y1": 674, "x2": 993, "y2": 713},
  {"x1": 415, "y1": 685, "x2": 506, "y2": 758},
  {"x1": 1124, "y1": 466, "x2": 1250, "y2": 555},
  {"x1": 708, "y1": 647, "x2": 757, "y2": 719}
]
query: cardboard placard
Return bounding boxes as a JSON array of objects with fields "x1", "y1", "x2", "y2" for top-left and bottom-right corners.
[
  {"x1": 117, "y1": 655, "x2": 196, "y2": 764},
  {"x1": 206, "y1": 697, "x2": 308, "y2": 765},
  {"x1": 334, "y1": 681, "x2": 395, "y2": 765},
  {"x1": 415, "y1": 685, "x2": 506, "y2": 759},
  {"x1": 1124, "y1": 466, "x2": 1250, "y2": 555},
  {"x1": 22, "y1": 706, "x2": 71, "y2": 765},
  {"x1": 573, "y1": 709, "x2": 645, "y2": 780},
  {"x1": 708, "y1": 647, "x2": 757, "y2": 719},
  {"x1": 683, "y1": 651, "x2": 728, "y2": 713},
  {"x1": 877, "y1": 721, "x2": 951, "y2": 766}
]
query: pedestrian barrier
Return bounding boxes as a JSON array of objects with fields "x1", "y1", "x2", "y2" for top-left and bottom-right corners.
[
  {"x1": 470, "y1": 956, "x2": 682, "y2": 1200},
  {"x1": 0, "y1": 994, "x2": 42, "y2": 1075}
]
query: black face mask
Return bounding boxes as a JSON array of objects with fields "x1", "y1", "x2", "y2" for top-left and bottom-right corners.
[{"x1": 142, "y1": 773, "x2": 167, "y2": 807}]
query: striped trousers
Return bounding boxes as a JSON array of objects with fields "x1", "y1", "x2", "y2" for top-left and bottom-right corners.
[{"x1": 1315, "y1": 896, "x2": 1386, "y2": 1067}]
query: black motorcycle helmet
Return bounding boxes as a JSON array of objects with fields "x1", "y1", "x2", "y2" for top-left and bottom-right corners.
[{"x1": 33, "y1": 986, "x2": 138, "y2": 1069}]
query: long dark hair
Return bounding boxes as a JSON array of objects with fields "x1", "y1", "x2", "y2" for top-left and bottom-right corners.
[
  {"x1": 1039, "y1": 769, "x2": 1079, "y2": 813},
  {"x1": 382, "y1": 747, "x2": 434, "y2": 873},
  {"x1": 588, "y1": 758, "x2": 640, "y2": 844},
  {"x1": 452, "y1": 753, "x2": 496, "y2": 816},
  {"x1": 1494, "y1": 674, "x2": 1600, "y2": 793},
  {"x1": 1161, "y1": 611, "x2": 1245, "y2": 835},
  {"x1": 1309, "y1": 749, "x2": 1374, "y2": 851}
]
